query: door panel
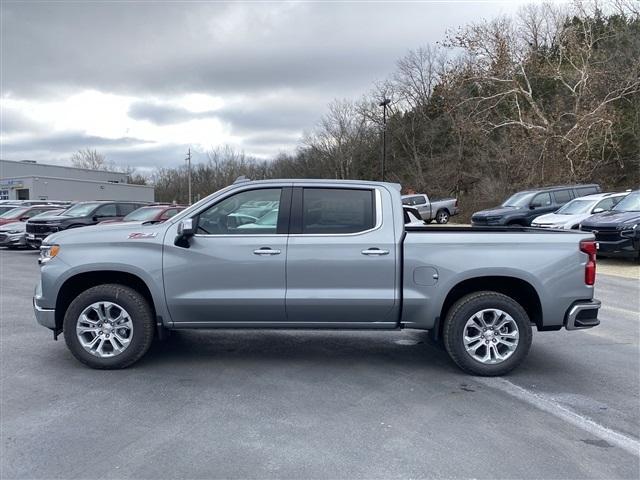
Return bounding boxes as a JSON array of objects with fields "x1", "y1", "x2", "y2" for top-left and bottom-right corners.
[
  {"x1": 163, "y1": 187, "x2": 290, "y2": 325},
  {"x1": 285, "y1": 186, "x2": 397, "y2": 325}
]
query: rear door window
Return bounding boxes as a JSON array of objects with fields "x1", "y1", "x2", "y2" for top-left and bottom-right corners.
[
  {"x1": 575, "y1": 186, "x2": 599, "y2": 196},
  {"x1": 531, "y1": 192, "x2": 552, "y2": 208},
  {"x1": 402, "y1": 196, "x2": 425, "y2": 206},
  {"x1": 301, "y1": 188, "x2": 375, "y2": 234},
  {"x1": 553, "y1": 189, "x2": 573, "y2": 205}
]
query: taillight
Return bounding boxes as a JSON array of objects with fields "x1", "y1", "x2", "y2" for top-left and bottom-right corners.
[{"x1": 580, "y1": 239, "x2": 597, "y2": 286}]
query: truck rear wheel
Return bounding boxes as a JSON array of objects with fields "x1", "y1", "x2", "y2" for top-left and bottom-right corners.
[
  {"x1": 63, "y1": 284, "x2": 155, "y2": 369},
  {"x1": 443, "y1": 291, "x2": 532, "y2": 376},
  {"x1": 435, "y1": 209, "x2": 450, "y2": 224}
]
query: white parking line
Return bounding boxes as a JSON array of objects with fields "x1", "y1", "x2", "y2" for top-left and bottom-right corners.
[{"x1": 476, "y1": 377, "x2": 640, "y2": 457}]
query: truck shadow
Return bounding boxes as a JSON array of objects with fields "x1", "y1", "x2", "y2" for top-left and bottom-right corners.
[{"x1": 140, "y1": 329, "x2": 457, "y2": 373}]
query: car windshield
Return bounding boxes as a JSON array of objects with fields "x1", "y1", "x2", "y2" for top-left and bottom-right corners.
[
  {"x1": 62, "y1": 202, "x2": 102, "y2": 217},
  {"x1": 502, "y1": 192, "x2": 534, "y2": 208},
  {"x1": 613, "y1": 192, "x2": 640, "y2": 212},
  {"x1": 0, "y1": 207, "x2": 28, "y2": 219},
  {"x1": 124, "y1": 207, "x2": 165, "y2": 222},
  {"x1": 31, "y1": 209, "x2": 65, "y2": 219},
  {"x1": 555, "y1": 199, "x2": 594, "y2": 215},
  {"x1": 0, "y1": 206, "x2": 21, "y2": 215}
]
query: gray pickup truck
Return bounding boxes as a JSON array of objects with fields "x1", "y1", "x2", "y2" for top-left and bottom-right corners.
[
  {"x1": 34, "y1": 179, "x2": 601, "y2": 375},
  {"x1": 401, "y1": 193, "x2": 459, "y2": 224}
]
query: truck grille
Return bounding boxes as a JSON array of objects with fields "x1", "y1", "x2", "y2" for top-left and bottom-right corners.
[
  {"x1": 0, "y1": 234, "x2": 7, "y2": 242},
  {"x1": 581, "y1": 226, "x2": 621, "y2": 242},
  {"x1": 26, "y1": 223, "x2": 58, "y2": 235}
]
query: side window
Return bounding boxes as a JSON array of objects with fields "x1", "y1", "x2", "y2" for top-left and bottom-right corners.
[
  {"x1": 576, "y1": 186, "x2": 598, "y2": 196},
  {"x1": 94, "y1": 204, "x2": 117, "y2": 217},
  {"x1": 197, "y1": 188, "x2": 283, "y2": 235},
  {"x1": 594, "y1": 198, "x2": 614, "y2": 212},
  {"x1": 118, "y1": 203, "x2": 138, "y2": 216},
  {"x1": 302, "y1": 188, "x2": 375, "y2": 234},
  {"x1": 531, "y1": 192, "x2": 552, "y2": 208},
  {"x1": 553, "y1": 189, "x2": 573, "y2": 204}
]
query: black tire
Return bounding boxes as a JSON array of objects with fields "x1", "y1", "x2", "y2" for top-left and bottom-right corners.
[
  {"x1": 443, "y1": 291, "x2": 532, "y2": 376},
  {"x1": 435, "y1": 209, "x2": 450, "y2": 224},
  {"x1": 63, "y1": 284, "x2": 155, "y2": 369}
]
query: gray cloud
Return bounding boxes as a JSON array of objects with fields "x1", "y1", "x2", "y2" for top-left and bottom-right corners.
[{"x1": 0, "y1": 1, "x2": 527, "y2": 166}]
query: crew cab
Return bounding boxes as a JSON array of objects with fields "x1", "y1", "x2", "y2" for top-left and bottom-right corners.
[{"x1": 34, "y1": 179, "x2": 601, "y2": 375}]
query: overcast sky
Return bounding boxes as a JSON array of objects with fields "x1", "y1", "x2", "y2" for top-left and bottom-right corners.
[{"x1": 1, "y1": 0, "x2": 538, "y2": 171}]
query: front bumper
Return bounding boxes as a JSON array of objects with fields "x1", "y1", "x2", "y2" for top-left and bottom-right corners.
[
  {"x1": 0, "y1": 233, "x2": 27, "y2": 246},
  {"x1": 565, "y1": 299, "x2": 601, "y2": 330},
  {"x1": 596, "y1": 237, "x2": 638, "y2": 258},
  {"x1": 33, "y1": 294, "x2": 56, "y2": 329}
]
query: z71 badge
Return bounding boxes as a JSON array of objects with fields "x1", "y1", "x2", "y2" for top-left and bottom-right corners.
[{"x1": 128, "y1": 232, "x2": 158, "y2": 239}]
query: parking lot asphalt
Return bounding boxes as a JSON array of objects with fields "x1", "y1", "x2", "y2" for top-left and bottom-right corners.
[{"x1": 1, "y1": 249, "x2": 638, "y2": 479}]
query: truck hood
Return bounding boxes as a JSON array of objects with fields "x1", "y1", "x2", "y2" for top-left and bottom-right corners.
[
  {"x1": 28, "y1": 214, "x2": 71, "y2": 223},
  {"x1": 472, "y1": 206, "x2": 520, "y2": 218},
  {"x1": 44, "y1": 221, "x2": 166, "y2": 246},
  {"x1": 581, "y1": 211, "x2": 640, "y2": 228}
]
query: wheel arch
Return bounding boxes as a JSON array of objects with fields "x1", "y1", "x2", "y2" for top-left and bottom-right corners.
[
  {"x1": 435, "y1": 275, "x2": 543, "y2": 339},
  {"x1": 55, "y1": 270, "x2": 157, "y2": 331}
]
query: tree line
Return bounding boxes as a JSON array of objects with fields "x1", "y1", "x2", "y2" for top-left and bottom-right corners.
[{"x1": 82, "y1": 2, "x2": 640, "y2": 218}]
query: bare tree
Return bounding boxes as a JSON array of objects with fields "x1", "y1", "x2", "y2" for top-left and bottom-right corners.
[{"x1": 70, "y1": 149, "x2": 115, "y2": 171}]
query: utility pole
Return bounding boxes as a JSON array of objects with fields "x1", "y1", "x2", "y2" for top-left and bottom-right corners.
[
  {"x1": 185, "y1": 148, "x2": 192, "y2": 205},
  {"x1": 378, "y1": 98, "x2": 390, "y2": 182}
]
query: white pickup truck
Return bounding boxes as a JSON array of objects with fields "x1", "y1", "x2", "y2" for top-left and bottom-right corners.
[{"x1": 34, "y1": 178, "x2": 601, "y2": 375}]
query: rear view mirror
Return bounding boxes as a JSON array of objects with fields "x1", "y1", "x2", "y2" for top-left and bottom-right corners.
[
  {"x1": 19, "y1": 216, "x2": 29, "y2": 221},
  {"x1": 592, "y1": 208, "x2": 604, "y2": 214}
]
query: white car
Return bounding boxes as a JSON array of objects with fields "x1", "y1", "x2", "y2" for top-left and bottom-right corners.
[{"x1": 532, "y1": 192, "x2": 627, "y2": 229}]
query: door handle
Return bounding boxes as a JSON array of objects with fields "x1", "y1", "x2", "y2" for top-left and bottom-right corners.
[
  {"x1": 253, "y1": 247, "x2": 281, "y2": 256},
  {"x1": 361, "y1": 248, "x2": 389, "y2": 256}
]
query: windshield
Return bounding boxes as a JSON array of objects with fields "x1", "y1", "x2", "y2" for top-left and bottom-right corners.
[
  {"x1": 124, "y1": 207, "x2": 164, "y2": 222},
  {"x1": 502, "y1": 192, "x2": 534, "y2": 208},
  {"x1": 0, "y1": 207, "x2": 28, "y2": 219},
  {"x1": 31, "y1": 209, "x2": 65, "y2": 219},
  {"x1": 62, "y1": 202, "x2": 102, "y2": 217},
  {"x1": 556, "y1": 199, "x2": 594, "y2": 215},
  {"x1": 613, "y1": 192, "x2": 640, "y2": 212},
  {"x1": 0, "y1": 206, "x2": 21, "y2": 215}
]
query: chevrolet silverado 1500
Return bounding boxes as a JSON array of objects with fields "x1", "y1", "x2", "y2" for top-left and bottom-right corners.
[{"x1": 34, "y1": 178, "x2": 601, "y2": 375}]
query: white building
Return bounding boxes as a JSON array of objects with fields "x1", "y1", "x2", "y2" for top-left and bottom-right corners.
[{"x1": 0, "y1": 159, "x2": 154, "y2": 202}]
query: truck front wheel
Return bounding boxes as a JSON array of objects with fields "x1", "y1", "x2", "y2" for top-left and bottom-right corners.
[
  {"x1": 63, "y1": 284, "x2": 155, "y2": 369},
  {"x1": 443, "y1": 291, "x2": 532, "y2": 376}
]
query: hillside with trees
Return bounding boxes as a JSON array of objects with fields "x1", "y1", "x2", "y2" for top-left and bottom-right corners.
[{"x1": 153, "y1": 2, "x2": 639, "y2": 216}]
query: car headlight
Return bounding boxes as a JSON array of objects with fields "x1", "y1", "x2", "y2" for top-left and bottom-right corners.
[
  {"x1": 39, "y1": 244, "x2": 60, "y2": 264},
  {"x1": 6, "y1": 230, "x2": 22, "y2": 234}
]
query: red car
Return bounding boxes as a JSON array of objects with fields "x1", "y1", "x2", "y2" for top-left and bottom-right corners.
[
  {"x1": 0, "y1": 205, "x2": 63, "y2": 226},
  {"x1": 99, "y1": 204, "x2": 186, "y2": 225}
]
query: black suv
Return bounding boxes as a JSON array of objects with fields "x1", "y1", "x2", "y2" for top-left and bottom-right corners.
[
  {"x1": 580, "y1": 190, "x2": 640, "y2": 260},
  {"x1": 26, "y1": 201, "x2": 147, "y2": 248},
  {"x1": 471, "y1": 184, "x2": 601, "y2": 227}
]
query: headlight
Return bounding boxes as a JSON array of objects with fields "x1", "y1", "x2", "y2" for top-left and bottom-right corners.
[
  {"x1": 6, "y1": 230, "x2": 22, "y2": 234},
  {"x1": 39, "y1": 244, "x2": 60, "y2": 264}
]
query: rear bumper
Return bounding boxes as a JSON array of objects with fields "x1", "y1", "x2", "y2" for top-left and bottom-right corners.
[{"x1": 565, "y1": 299, "x2": 601, "y2": 330}]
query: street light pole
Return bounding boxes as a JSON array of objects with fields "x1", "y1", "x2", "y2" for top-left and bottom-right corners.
[
  {"x1": 185, "y1": 148, "x2": 192, "y2": 205},
  {"x1": 379, "y1": 98, "x2": 390, "y2": 182}
]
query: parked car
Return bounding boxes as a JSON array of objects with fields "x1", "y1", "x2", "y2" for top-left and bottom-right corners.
[
  {"x1": 580, "y1": 190, "x2": 640, "y2": 261},
  {"x1": 403, "y1": 206, "x2": 426, "y2": 226},
  {"x1": 0, "y1": 209, "x2": 66, "y2": 249},
  {"x1": 0, "y1": 204, "x2": 63, "y2": 226},
  {"x1": 471, "y1": 184, "x2": 601, "y2": 226},
  {"x1": 99, "y1": 204, "x2": 186, "y2": 225},
  {"x1": 401, "y1": 193, "x2": 459, "y2": 224},
  {"x1": 531, "y1": 192, "x2": 627, "y2": 230},
  {"x1": 26, "y1": 201, "x2": 147, "y2": 248},
  {"x1": 34, "y1": 178, "x2": 600, "y2": 375},
  {"x1": 0, "y1": 204, "x2": 23, "y2": 216}
]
